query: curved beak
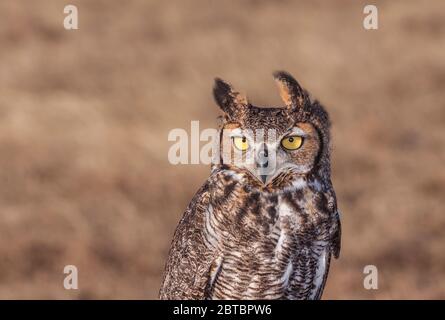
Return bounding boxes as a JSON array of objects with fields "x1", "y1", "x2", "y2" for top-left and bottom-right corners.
[{"x1": 256, "y1": 143, "x2": 271, "y2": 184}]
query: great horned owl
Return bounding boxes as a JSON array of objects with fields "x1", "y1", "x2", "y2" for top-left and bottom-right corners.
[{"x1": 159, "y1": 71, "x2": 341, "y2": 300}]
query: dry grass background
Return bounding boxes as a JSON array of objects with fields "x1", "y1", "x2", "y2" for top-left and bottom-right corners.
[{"x1": 0, "y1": 0, "x2": 444, "y2": 299}]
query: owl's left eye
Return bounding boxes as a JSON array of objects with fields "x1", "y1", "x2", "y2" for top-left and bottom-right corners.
[
  {"x1": 232, "y1": 136, "x2": 249, "y2": 151},
  {"x1": 281, "y1": 136, "x2": 303, "y2": 150}
]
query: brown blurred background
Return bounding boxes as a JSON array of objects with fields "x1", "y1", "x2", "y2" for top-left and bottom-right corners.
[{"x1": 0, "y1": 0, "x2": 444, "y2": 299}]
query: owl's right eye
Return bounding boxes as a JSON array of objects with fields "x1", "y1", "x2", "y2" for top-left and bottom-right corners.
[
  {"x1": 232, "y1": 136, "x2": 249, "y2": 151},
  {"x1": 281, "y1": 136, "x2": 303, "y2": 150}
]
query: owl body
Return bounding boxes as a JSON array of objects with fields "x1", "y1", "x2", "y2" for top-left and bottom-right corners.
[{"x1": 160, "y1": 72, "x2": 341, "y2": 300}]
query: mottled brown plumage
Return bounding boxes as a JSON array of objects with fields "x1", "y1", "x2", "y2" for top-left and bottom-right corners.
[{"x1": 160, "y1": 71, "x2": 341, "y2": 300}]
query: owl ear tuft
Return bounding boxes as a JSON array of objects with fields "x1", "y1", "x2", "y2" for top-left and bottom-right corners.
[
  {"x1": 213, "y1": 78, "x2": 249, "y2": 119},
  {"x1": 273, "y1": 71, "x2": 309, "y2": 111}
]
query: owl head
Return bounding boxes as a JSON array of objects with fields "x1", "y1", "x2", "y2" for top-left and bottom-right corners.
[{"x1": 213, "y1": 71, "x2": 331, "y2": 187}]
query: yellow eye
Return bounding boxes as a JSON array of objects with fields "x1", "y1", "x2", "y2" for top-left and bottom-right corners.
[
  {"x1": 232, "y1": 136, "x2": 249, "y2": 151},
  {"x1": 281, "y1": 136, "x2": 303, "y2": 150}
]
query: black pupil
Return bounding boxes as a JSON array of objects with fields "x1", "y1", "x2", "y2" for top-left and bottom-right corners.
[
  {"x1": 289, "y1": 137, "x2": 294, "y2": 142},
  {"x1": 241, "y1": 137, "x2": 246, "y2": 143}
]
